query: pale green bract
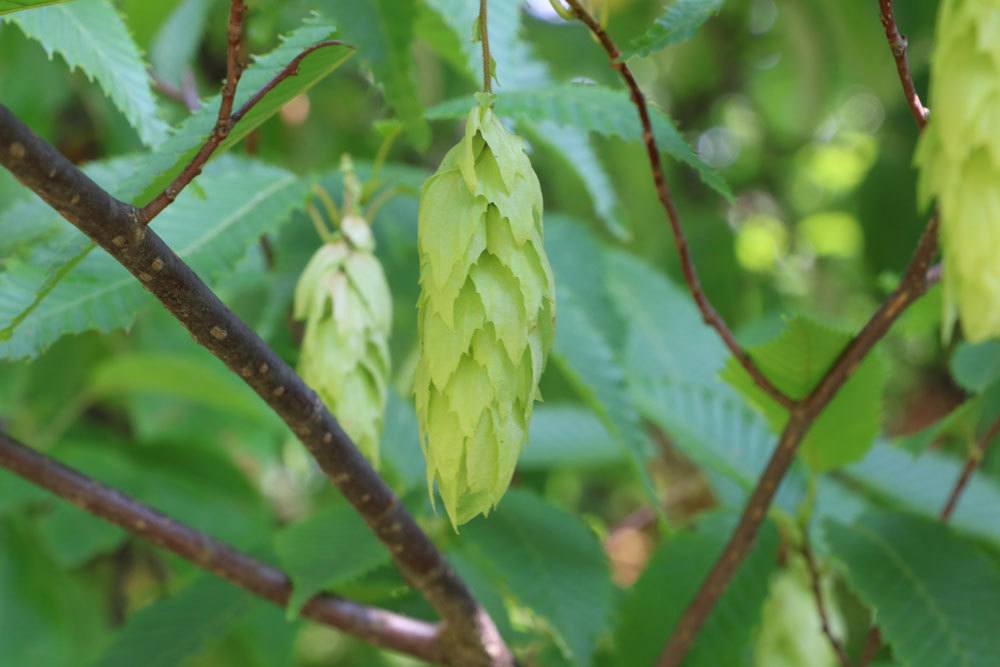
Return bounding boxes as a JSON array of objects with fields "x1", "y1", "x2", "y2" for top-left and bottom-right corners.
[
  {"x1": 916, "y1": 0, "x2": 1000, "y2": 342},
  {"x1": 415, "y1": 100, "x2": 556, "y2": 527},
  {"x1": 294, "y1": 216, "x2": 392, "y2": 467}
]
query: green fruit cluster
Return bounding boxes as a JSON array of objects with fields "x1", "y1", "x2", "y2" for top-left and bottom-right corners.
[
  {"x1": 294, "y1": 214, "x2": 392, "y2": 467},
  {"x1": 415, "y1": 99, "x2": 556, "y2": 527},
  {"x1": 917, "y1": 0, "x2": 1000, "y2": 341}
]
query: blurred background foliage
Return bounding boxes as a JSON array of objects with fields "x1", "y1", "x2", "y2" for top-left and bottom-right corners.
[{"x1": 2, "y1": 1, "x2": 1000, "y2": 666}]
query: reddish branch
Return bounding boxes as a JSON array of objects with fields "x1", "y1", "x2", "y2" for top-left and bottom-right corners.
[
  {"x1": 0, "y1": 106, "x2": 512, "y2": 667},
  {"x1": 562, "y1": 0, "x2": 794, "y2": 411},
  {"x1": 940, "y1": 414, "x2": 1000, "y2": 520},
  {"x1": 138, "y1": 0, "x2": 349, "y2": 225},
  {"x1": 800, "y1": 530, "x2": 850, "y2": 667},
  {"x1": 560, "y1": 1, "x2": 941, "y2": 664},
  {"x1": 0, "y1": 432, "x2": 444, "y2": 664},
  {"x1": 878, "y1": 0, "x2": 929, "y2": 129}
]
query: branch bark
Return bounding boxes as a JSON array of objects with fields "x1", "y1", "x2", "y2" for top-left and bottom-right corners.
[
  {"x1": 562, "y1": 0, "x2": 794, "y2": 411},
  {"x1": 0, "y1": 431, "x2": 444, "y2": 664},
  {"x1": 0, "y1": 106, "x2": 512, "y2": 667},
  {"x1": 878, "y1": 0, "x2": 929, "y2": 129}
]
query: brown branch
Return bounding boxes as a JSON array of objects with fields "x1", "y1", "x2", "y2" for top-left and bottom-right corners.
[
  {"x1": 0, "y1": 107, "x2": 512, "y2": 667},
  {"x1": 0, "y1": 431, "x2": 445, "y2": 664},
  {"x1": 562, "y1": 0, "x2": 794, "y2": 411},
  {"x1": 217, "y1": 0, "x2": 247, "y2": 123},
  {"x1": 878, "y1": 0, "x2": 929, "y2": 129},
  {"x1": 800, "y1": 529, "x2": 851, "y2": 667},
  {"x1": 479, "y1": 0, "x2": 493, "y2": 93},
  {"x1": 940, "y1": 413, "x2": 1000, "y2": 520}
]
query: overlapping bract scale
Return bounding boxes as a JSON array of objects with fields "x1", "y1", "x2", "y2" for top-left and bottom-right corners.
[
  {"x1": 294, "y1": 216, "x2": 392, "y2": 466},
  {"x1": 916, "y1": 0, "x2": 1000, "y2": 342},
  {"x1": 415, "y1": 101, "x2": 555, "y2": 527}
]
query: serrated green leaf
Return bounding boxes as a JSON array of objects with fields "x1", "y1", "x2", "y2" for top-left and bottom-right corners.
[
  {"x1": 615, "y1": 511, "x2": 778, "y2": 667},
  {"x1": 622, "y1": 0, "x2": 725, "y2": 59},
  {"x1": 96, "y1": 575, "x2": 254, "y2": 667},
  {"x1": 721, "y1": 317, "x2": 886, "y2": 472},
  {"x1": 634, "y1": 377, "x2": 808, "y2": 513},
  {"x1": 428, "y1": 84, "x2": 731, "y2": 200},
  {"x1": 274, "y1": 499, "x2": 390, "y2": 618},
  {"x1": 0, "y1": 157, "x2": 307, "y2": 360},
  {"x1": 844, "y1": 442, "x2": 1000, "y2": 550},
  {"x1": 0, "y1": 22, "x2": 352, "y2": 352},
  {"x1": 460, "y1": 489, "x2": 613, "y2": 667},
  {"x1": 318, "y1": 0, "x2": 428, "y2": 147},
  {"x1": 825, "y1": 510, "x2": 1000, "y2": 667},
  {"x1": 149, "y1": 0, "x2": 212, "y2": 88},
  {"x1": 124, "y1": 20, "x2": 352, "y2": 203},
  {"x1": 0, "y1": 0, "x2": 70, "y2": 14},
  {"x1": 950, "y1": 340, "x2": 1000, "y2": 393},
  {"x1": 5, "y1": 0, "x2": 169, "y2": 146}
]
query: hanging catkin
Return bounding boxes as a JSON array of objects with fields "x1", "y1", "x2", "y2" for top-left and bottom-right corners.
[
  {"x1": 415, "y1": 97, "x2": 555, "y2": 527},
  {"x1": 294, "y1": 197, "x2": 392, "y2": 467},
  {"x1": 916, "y1": 0, "x2": 1000, "y2": 341}
]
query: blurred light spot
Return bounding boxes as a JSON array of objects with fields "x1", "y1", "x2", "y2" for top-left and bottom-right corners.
[
  {"x1": 755, "y1": 52, "x2": 782, "y2": 70},
  {"x1": 802, "y1": 132, "x2": 879, "y2": 196},
  {"x1": 736, "y1": 214, "x2": 788, "y2": 272},
  {"x1": 750, "y1": 0, "x2": 778, "y2": 35},
  {"x1": 525, "y1": 0, "x2": 564, "y2": 21},
  {"x1": 281, "y1": 94, "x2": 311, "y2": 125},
  {"x1": 698, "y1": 127, "x2": 739, "y2": 168},
  {"x1": 798, "y1": 211, "x2": 863, "y2": 258},
  {"x1": 840, "y1": 91, "x2": 885, "y2": 134}
]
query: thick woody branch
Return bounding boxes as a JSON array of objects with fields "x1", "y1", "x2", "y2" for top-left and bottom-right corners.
[
  {"x1": 0, "y1": 432, "x2": 444, "y2": 664},
  {"x1": 562, "y1": 0, "x2": 794, "y2": 411},
  {"x1": 878, "y1": 0, "x2": 929, "y2": 129},
  {"x1": 0, "y1": 106, "x2": 512, "y2": 667}
]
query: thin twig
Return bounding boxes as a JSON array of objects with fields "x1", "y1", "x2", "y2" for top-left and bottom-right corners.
[
  {"x1": 217, "y1": 0, "x2": 247, "y2": 123},
  {"x1": 562, "y1": 0, "x2": 794, "y2": 410},
  {"x1": 800, "y1": 529, "x2": 851, "y2": 667},
  {"x1": 0, "y1": 106, "x2": 513, "y2": 667},
  {"x1": 0, "y1": 432, "x2": 445, "y2": 664},
  {"x1": 878, "y1": 0, "x2": 929, "y2": 129},
  {"x1": 479, "y1": 0, "x2": 492, "y2": 93},
  {"x1": 940, "y1": 414, "x2": 1000, "y2": 520}
]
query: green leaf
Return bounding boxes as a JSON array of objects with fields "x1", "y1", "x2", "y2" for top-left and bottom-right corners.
[
  {"x1": 37, "y1": 503, "x2": 125, "y2": 569},
  {"x1": 460, "y1": 489, "x2": 613, "y2": 667},
  {"x1": 844, "y1": 442, "x2": 1000, "y2": 550},
  {"x1": 622, "y1": 0, "x2": 725, "y2": 59},
  {"x1": 274, "y1": 499, "x2": 390, "y2": 617},
  {"x1": 318, "y1": 0, "x2": 428, "y2": 147},
  {"x1": 149, "y1": 0, "x2": 212, "y2": 88},
  {"x1": 615, "y1": 511, "x2": 778, "y2": 667},
  {"x1": 0, "y1": 157, "x2": 307, "y2": 360},
  {"x1": 0, "y1": 0, "x2": 71, "y2": 14},
  {"x1": 544, "y1": 216, "x2": 660, "y2": 511},
  {"x1": 0, "y1": 516, "x2": 109, "y2": 665},
  {"x1": 5, "y1": 0, "x2": 169, "y2": 146},
  {"x1": 124, "y1": 20, "x2": 353, "y2": 203},
  {"x1": 950, "y1": 340, "x2": 1000, "y2": 393},
  {"x1": 521, "y1": 404, "x2": 623, "y2": 470},
  {"x1": 825, "y1": 510, "x2": 1000, "y2": 667},
  {"x1": 85, "y1": 351, "x2": 277, "y2": 427},
  {"x1": 635, "y1": 377, "x2": 807, "y2": 513},
  {"x1": 96, "y1": 575, "x2": 254, "y2": 667},
  {"x1": 722, "y1": 317, "x2": 886, "y2": 472},
  {"x1": 427, "y1": 84, "x2": 732, "y2": 200},
  {"x1": 0, "y1": 22, "x2": 351, "y2": 353}
]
